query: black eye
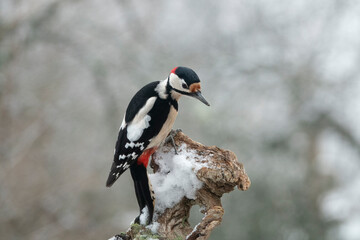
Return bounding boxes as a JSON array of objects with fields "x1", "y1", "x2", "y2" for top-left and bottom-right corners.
[{"x1": 182, "y1": 83, "x2": 188, "y2": 89}]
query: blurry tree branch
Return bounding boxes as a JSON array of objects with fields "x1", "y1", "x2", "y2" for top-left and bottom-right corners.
[
  {"x1": 302, "y1": 113, "x2": 360, "y2": 155},
  {"x1": 0, "y1": 0, "x2": 65, "y2": 69}
]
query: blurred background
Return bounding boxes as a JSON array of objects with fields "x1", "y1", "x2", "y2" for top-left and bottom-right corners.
[{"x1": 1, "y1": 0, "x2": 360, "y2": 239}]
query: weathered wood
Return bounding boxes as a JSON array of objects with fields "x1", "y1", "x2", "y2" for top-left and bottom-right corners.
[{"x1": 110, "y1": 131, "x2": 250, "y2": 240}]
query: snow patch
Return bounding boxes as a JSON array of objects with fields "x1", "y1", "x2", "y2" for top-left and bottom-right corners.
[
  {"x1": 147, "y1": 221, "x2": 160, "y2": 233},
  {"x1": 139, "y1": 206, "x2": 149, "y2": 225},
  {"x1": 149, "y1": 144, "x2": 206, "y2": 213}
]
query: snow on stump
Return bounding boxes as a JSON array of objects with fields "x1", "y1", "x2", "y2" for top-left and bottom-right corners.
[{"x1": 114, "y1": 131, "x2": 250, "y2": 240}]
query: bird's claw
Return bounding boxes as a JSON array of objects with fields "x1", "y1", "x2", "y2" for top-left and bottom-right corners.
[
  {"x1": 133, "y1": 214, "x2": 152, "y2": 226},
  {"x1": 134, "y1": 215, "x2": 140, "y2": 224},
  {"x1": 173, "y1": 128, "x2": 182, "y2": 134},
  {"x1": 113, "y1": 233, "x2": 129, "y2": 240},
  {"x1": 165, "y1": 129, "x2": 182, "y2": 154}
]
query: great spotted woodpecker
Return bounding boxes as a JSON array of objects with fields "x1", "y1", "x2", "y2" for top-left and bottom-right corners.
[{"x1": 106, "y1": 66, "x2": 209, "y2": 224}]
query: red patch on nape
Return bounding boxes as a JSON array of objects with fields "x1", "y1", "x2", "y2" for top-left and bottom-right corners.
[
  {"x1": 137, "y1": 147, "x2": 158, "y2": 167},
  {"x1": 171, "y1": 67, "x2": 178, "y2": 74}
]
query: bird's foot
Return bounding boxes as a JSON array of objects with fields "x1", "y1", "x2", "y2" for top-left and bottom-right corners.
[
  {"x1": 133, "y1": 206, "x2": 154, "y2": 226},
  {"x1": 134, "y1": 215, "x2": 140, "y2": 225},
  {"x1": 112, "y1": 233, "x2": 130, "y2": 240},
  {"x1": 165, "y1": 129, "x2": 182, "y2": 154},
  {"x1": 133, "y1": 214, "x2": 152, "y2": 226}
]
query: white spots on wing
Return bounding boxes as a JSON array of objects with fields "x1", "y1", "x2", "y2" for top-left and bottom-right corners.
[
  {"x1": 135, "y1": 142, "x2": 144, "y2": 150},
  {"x1": 123, "y1": 162, "x2": 130, "y2": 170},
  {"x1": 125, "y1": 142, "x2": 135, "y2": 149},
  {"x1": 130, "y1": 152, "x2": 138, "y2": 160},
  {"x1": 117, "y1": 152, "x2": 139, "y2": 164},
  {"x1": 125, "y1": 141, "x2": 145, "y2": 150},
  {"x1": 155, "y1": 79, "x2": 168, "y2": 99},
  {"x1": 111, "y1": 171, "x2": 121, "y2": 178}
]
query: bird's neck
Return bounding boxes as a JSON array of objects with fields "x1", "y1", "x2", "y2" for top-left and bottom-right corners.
[
  {"x1": 156, "y1": 78, "x2": 180, "y2": 101},
  {"x1": 158, "y1": 78, "x2": 179, "y2": 110},
  {"x1": 166, "y1": 77, "x2": 181, "y2": 101},
  {"x1": 155, "y1": 79, "x2": 169, "y2": 99}
]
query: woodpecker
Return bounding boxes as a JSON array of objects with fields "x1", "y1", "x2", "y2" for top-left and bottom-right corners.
[{"x1": 106, "y1": 66, "x2": 209, "y2": 224}]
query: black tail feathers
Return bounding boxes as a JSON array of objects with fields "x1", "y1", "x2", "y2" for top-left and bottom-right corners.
[
  {"x1": 106, "y1": 172, "x2": 117, "y2": 187},
  {"x1": 106, "y1": 162, "x2": 127, "y2": 187},
  {"x1": 130, "y1": 164, "x2": 154, "y2": 225}
]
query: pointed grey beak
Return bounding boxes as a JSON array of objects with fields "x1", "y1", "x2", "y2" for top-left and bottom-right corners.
[{"x1": 191, "y1": 91, "x2": 210, "y2": 106}]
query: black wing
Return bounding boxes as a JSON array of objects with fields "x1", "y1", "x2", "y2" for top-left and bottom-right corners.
[
  {"x1": 125, "y1": 81, "x2": 159, "y2": 123},
  {"x1": 106, "y1": 81, "x2": 172, "y2": 187}
]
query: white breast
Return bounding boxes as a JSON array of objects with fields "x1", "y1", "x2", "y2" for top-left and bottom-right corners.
[{"x1": 147, "y1": 106, "x2": 178, "y2": 149}]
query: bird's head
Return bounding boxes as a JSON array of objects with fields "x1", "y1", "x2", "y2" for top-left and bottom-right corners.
[{"x1": 167, "y1": 66, "x2": 210, "y2": 106}]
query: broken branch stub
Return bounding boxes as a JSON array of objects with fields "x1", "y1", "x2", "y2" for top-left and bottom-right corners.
[
  {"x1": 111, "y1": 131, "x2": 251, "y2": 240},
  {"x1": 149, "y1": 131, "x2": 251, "y2": 240}
]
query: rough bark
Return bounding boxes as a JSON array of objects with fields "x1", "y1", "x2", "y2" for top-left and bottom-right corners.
[{"x1": 111, "y1": 131, "x2": 250, "y2": 240}]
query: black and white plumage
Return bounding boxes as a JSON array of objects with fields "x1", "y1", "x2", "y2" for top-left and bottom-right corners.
[{"x1": 106, "y1": 66, "x2": 209, "y2": 224}]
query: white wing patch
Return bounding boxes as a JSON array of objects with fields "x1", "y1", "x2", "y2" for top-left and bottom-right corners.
[
  {"x1": 127, "y1": 115, "x2": 151, "y2": 141},
  {"x1": 127, "y1": 96, "x2": 156, "y2": 141},
  {"x1": 114, "y1": 97, "x2": 158, "y2": 172}
]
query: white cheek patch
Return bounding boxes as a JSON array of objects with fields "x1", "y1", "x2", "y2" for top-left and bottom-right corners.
[{"x1": 169, "y1": 75, "x2": 190, "y2": 93}]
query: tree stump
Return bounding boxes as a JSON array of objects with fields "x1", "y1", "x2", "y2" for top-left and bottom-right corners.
[{"x1": 110, "y1": 131, "x2": 250, "y2": 240}]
